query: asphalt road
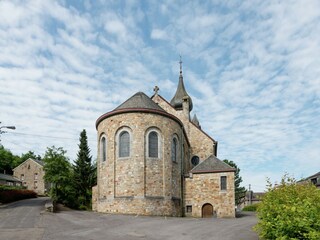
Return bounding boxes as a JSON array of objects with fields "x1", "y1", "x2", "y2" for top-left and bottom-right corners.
[
  {"x1": 0, "y1": 197, "x2": 49, "y2": 240},
  {"x1": 0, "y1": 198, "x2": 258, "y2": 240}
]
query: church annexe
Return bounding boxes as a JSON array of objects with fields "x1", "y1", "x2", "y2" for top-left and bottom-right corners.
[{"x1": 92, "y1": 62, "x2": 235, "y2": 218}]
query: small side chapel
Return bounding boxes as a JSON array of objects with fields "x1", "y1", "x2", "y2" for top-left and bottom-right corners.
[{"x1": 92, "y1": 60, "x2": 235, "y2": 218}]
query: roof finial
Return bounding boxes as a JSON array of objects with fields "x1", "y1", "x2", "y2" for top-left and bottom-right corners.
[
  {"x1": 153, "y1": 85, "x2": 159, "y2": 95},
  {"x1": 179, "y1": 54, "x2": 183, "y2": 75}
]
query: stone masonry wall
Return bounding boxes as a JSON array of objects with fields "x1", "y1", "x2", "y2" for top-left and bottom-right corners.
[
  {"x1": 95, "y1": 112, "x2": 185, "y2": 216},
  {"x1": 184, "y1": 172, "x2": 235, "y2": 218},
  {"x1": 13, "y1": 159, "x2": 46, "y2": 195},
  {"x1": 152, "y1": 95, "x2": 215, "y2": 169}
]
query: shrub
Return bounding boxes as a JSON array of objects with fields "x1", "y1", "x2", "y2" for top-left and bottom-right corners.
[
  {"x1": 254, "y1": 175, "x2": 320, "y2": 240},
  {"x1": 0, "y1": 188, "x2": 37, "y2": 203},
  {"x1": 242, "y1": 203, "x2": 260, "y2": 212}
]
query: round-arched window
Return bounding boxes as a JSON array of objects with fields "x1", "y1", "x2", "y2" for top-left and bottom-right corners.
[{"x1": 191, "y1": 156, "x2": 199, "y2": 166}]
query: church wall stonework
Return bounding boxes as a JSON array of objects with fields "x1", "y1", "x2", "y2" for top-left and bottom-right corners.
[
  {"x1": 184, "y1": 172, "x2": 235, "y2": 218},
  {"x1": 152, "y1": 95, "x2": 215, "y2": 168},
  {"x1": 96, "y1": 112, "x2": 184, "y2": 216},
  {"x1": 94, "y1": 81, "x2": 236, "y2": 218}
]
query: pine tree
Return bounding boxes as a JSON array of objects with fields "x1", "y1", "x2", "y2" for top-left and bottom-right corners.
[
  {"x1": 223, "y1": 159, "x2": 247, "y2": 206},
  {"x1": 73, "y1": 129, "x2": 95, "y2": 208}
]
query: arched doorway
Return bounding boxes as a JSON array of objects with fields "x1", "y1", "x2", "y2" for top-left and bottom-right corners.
[{"x1": 202, "y1": 203, "x2": 214, "y2": 218}]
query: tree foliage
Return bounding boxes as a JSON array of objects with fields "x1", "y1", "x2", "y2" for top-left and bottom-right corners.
[
  {"x1": 43, "y1": 146, "x2": 77, "y2": 207},
  {"x1": 0, "y1": 145, "x2": 20, "y2": 174},
  {"x1": 73, "y1": 129, "x2": 96, "y2": 209},
  {"x1": 255, "y1": 175, "x2": 320, "y2": 240},
  {"x1": 223, "y1": 159, "x2": 246, "y2": 206},
  {"x1": 0, "y1": 146, "x2": 42, "y2": 174}
]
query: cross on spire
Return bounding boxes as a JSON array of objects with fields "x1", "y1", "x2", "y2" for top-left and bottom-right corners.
[{"x1": 153, "y1": 85, "x2": 159, "y2": 95}]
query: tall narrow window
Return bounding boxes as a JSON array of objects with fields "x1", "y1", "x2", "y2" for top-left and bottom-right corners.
[
  {"x1": 148, "y1": 131, "x2": 158, "y2": 158},
  {"x1": 119, "y1": 131, "x2": 130, "y2": 157},
  {"x1": 220, "y1": 176, "x2": 227, "y2": 190},
  {"x1": 101, "y1": 137, "x2": 106, "y2": 162},
  {"x1": 171, "y1": 138, "x2": 178, "y2": 162}
]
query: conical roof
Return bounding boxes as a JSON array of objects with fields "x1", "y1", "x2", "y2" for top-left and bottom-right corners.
[
  {"x1": 190, "y1": 155, "x2": 235, "y2": 173},
  {"x1": 170, "y1": 72, "x2": 193, "y2": 111},
  {"x1": 114, "y1": 92, "x2": 165, "y2": 112}
]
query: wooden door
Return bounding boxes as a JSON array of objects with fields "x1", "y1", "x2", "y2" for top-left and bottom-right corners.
[{"x1": 202, "y1": 203, "x2": 213, "y2": 218}]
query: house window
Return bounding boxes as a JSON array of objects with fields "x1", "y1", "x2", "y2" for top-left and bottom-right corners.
[
  {"x1": 220, "y1": 176, "x2": 227, "y2": 190},
  {"x1": 34, "y1": 181, "x2": 38, "y2": 189},
  {"x1": 34, "y1": 173, "x2": 38, "y2": 180},
  {"x1": 119, "y1": 131, "x2": 130, "y2": 157},
  {"x1": 186, "y1": 205, "x2": 192, "y2": 213},
  {"x1": 148, "y1": 131, "x2": 158, "y2": 158},
  {"x1": 101, "y1": 136, "x2": 107, "y2": 162},
  {"x1": 21, "y1": 174, "x2": 24, "y2": 181},
  {"x1": 191, "y1": 156, "x2": 199, "y2": 166},
  {"x1": 171, "y1": 137, "x2": 178, "y2": 162}
]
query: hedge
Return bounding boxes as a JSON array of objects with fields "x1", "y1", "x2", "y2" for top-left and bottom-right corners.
[{"x1": 0, "y1": 187, "x2": 37, "y2": 203}]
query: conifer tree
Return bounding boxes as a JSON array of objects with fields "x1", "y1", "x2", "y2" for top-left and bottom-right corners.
[
  {"x1": 73, "y1": 129, "x2": 95, "y2": 208},
  {"x1": 223, "y1": 159, "x2": 247, "y2": 206}
]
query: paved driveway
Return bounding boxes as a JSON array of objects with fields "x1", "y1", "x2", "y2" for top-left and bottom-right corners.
[{"x1": 0, "y1": 198, "x2": 258, "y2": 240}]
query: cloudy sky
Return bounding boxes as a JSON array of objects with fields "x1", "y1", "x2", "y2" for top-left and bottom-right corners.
[{"x1": 1, "y1": 0, "x2": 319, "y2": 192}]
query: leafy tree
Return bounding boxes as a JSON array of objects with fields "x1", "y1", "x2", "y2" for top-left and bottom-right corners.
[
  {"x1": 73, "y1": 129, "x2": 95, "y2": 209},
  {"x1": 20, "y1": 151, "x2": 42, "y2": 162},
  {"x1": 255, "y1": 175, "x2": 320, "y2": 239},
  {"x1": 0, "y1": 145, "x2": 20, "y2": 174},
  {"x1": 43, "y1": 146, "x2": 76, "y2": 207},
  {"x1": 223, "y1": 159, "x2": 246, "y2": 206}
]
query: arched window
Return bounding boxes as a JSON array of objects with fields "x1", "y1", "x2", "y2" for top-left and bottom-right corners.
[
  {"x1": 119, "y1": 131, "x2": 130, "y2": 157},
  {"x1": 101, "y1": 136, "x2": 106, "y2": 162},
  {"x1": 171, "y1": 137, "x2": 178, "y2": 162},
  {"x1": 148, "y1": 131, "x2": 158, "y2": 158}
]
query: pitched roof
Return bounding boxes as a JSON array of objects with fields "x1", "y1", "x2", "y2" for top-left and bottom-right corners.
[
  {"x1": 0, "y1": 173, "x2": 22, "y2": 182},
  {"x1": 114, "y1": 92, "x2": 165, "y2": 112},
  {"x1": 190, "y1": 155, "x2": 236, "y2": 174}
]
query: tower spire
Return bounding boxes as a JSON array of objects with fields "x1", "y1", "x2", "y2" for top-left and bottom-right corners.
[{"x1": 170, "y1": 56, "x2": 193, "y2": 112}]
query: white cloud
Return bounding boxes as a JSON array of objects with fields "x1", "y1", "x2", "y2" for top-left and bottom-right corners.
[
  {"x1": 0, "y1": 0, "x2": 319, "y2": 191},
  {"x1": 151, "y1": 29, "x2": 168, "y2": 40},
  {"x1": 105, "y1": 20, "x2": 127, "y2": 38}
]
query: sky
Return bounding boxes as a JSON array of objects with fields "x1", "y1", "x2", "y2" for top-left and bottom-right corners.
[{"x1": 0, "y1": 0, "x2": 319, "y2": 192}]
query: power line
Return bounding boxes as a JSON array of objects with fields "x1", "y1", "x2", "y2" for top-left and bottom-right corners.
[{"x1": 5, "y1": 131, "x2": 97, "y2": 142}]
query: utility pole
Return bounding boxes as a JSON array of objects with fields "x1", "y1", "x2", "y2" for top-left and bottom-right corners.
[{"x1": 249, "y1": 184, "x2": 252, "y2": 205}]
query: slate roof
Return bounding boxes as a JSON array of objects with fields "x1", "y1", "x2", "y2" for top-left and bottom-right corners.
[
  {"x1": 114, "y1": 92, "x2": 165, "y2": 112},
  {"x1": 33, "y1": 159, "x2": 44, "y2": 166},
  {"x1": 0, "y1": 173, "x2": 22, "y2": 182},
  {"x1": 190, "y1": 155, "x2": 236, "y2": 173}
]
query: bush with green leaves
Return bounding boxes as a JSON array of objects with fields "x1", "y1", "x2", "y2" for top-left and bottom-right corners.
[
  {"x1": 242, "y1": 203, "x2": 260, "y2": 212},
  {"x1": 254, "y1": 175, "x2": 320, "y2": 240}
]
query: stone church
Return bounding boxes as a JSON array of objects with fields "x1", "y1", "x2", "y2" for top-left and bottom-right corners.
[{"x1": 92, "y1": 62, "x2": 235, "y2": 218}]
